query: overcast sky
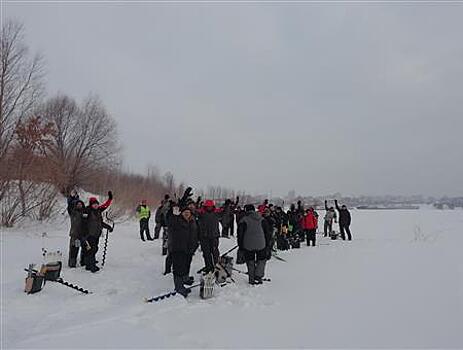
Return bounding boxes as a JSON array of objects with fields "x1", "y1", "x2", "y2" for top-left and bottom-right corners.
[{"x1": 4, "y1": 2, "x2": 463, "y2": 197}]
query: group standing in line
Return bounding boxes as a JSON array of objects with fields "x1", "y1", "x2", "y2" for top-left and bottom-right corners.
[{"x1": 66, "y1": 187, "x2": 353, "y2": 297}]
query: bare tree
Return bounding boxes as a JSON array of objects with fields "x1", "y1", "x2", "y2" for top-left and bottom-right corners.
[
  {"x1": 0, "y1": 19, "x2": 44, "y2": 203},
  {"x1": 0, "y1": 116, "x2": 57, "y2": 226},
  {"x1": 163, "y1": 171, "x2": 175, "y2": 196},
  {"x1": 41, "y1": 94, "x2": 118, "y2": 194},
  {"x1": 0, "y1": 19, "x2": 44, "y2": 163}
]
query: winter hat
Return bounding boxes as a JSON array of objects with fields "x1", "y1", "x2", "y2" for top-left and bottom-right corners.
[
  {"x1": 204, "y1": 199, "x2": 215, "y2": 208},
  {"x1": 89, "y1": 197, "x2": 99, "y2": 205},
  {"x1": 244, "y1": 204, "x2": 255, "y2": 212}
]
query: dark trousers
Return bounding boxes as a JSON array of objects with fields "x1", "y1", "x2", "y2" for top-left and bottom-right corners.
[
  {"x1": 230, "y1": 219, "x2": 235, "y2": 236},
  {"x1": 139, "y1": 218, "x2": 152, "y2": 241},
  {"x1": 68, "y1": 237, "x2": 80, "y2": 267},
  {"x1": 276, "y1": 234, "x2": 290, "y2": 250},
  {"x1": 154, "y1": 222, "x2": 162, "y2": 239},
  {"x1": 244, "y1": 249, "x2": 267, "y2": 262},
  {"x1": 171, "y1": 251, "x2": 189, "y2": 277},
  {"x1": 340, "y1": 225, "x2": 352, "y2": 240},
  {"x1": 164, "y1": 253, "x2": 173, "y2": 274},
  {"x1": 305, "y1": 229, "x2": 316, "y2": 246},
  {"x1": 297, "y1": 228, "x2": 305, "y2": 241},
  {"x1": 221, "y1": 224, "x2": 231, "y2": 237},
  {"x1": 83, "y1": 235, "x2": 100, "y2": 268},
  {"x1": 162, "y1": 227, "x2": 169, "y2": 255},
  {"x1": 324, "y1": 221, "x2": 333, "y2": 237},
  {"x1": 200, "y1": 237, "x2": 220, "y2": 272},
  {"x1": 244, "y1": 249, "x2": 267, "y2": 282}
]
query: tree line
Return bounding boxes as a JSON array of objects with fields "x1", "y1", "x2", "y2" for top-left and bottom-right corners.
[{"x1": 0, "y1": 20, "x2": 186, "y2": 227}]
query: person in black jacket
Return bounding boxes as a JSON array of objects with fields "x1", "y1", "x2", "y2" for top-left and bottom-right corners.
[
  {"x1": 154, "y1": 194, "x2": 170, "y2": 240},
  {"x1": 81, "y1": 191, "x2": 113, "y2": 273},
  {"x1": 198, "y1": 200, "x2": 221, "y2": 273},
  {"x1": 274, "y1": 206, "x2": 289, "y2": 250},
  {"x1": 185, "y1": 199, "x2": 199, "y2": 283},
  {"x1": 167, "y1": 205, "x2": 199, "y2": 297},
  {"x1": 335, "y1": 199, "x2": 352, "y2": 240},
  {"x1": 235, "y1": 206, "x2": 245, "y2": 225},
  {"x1": 67, "y1": 199, "x2": 87, "y2": 268}
]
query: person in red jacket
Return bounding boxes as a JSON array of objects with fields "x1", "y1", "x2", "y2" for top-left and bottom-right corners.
[
  {"x1": 257, "y1": 199, "x2": 269, "y2": 215},
  {"x1": 301, "y1": 207, "x2": 318, "y2": 247}
]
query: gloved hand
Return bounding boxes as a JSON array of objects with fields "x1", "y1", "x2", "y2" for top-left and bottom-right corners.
[
  {"x1": 74, "y1": 239, "x2": 81, "y2": 248},
  {"x1": 108, "y1": 226, "x2": 114, "y2": 233},
  {"x1": 108, "y1": 191, "x2": 113, "y2": 200},
  {"x1": 83, "y1": 240, "x2": 91, "y2": 251}
]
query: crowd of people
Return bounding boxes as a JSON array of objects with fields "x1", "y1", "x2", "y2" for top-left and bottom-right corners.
[
  {"x1": 133, "y1": 188, "x2": 353, "y2": 298},
  {"x1": 65, "y1": 188, "x2": 353, "y2": 297}
]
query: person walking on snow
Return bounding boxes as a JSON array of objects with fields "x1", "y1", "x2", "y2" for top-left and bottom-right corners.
[
  {"x1": 335, "y1": 199, "x2": 352, "y2": 240},
  {"x1": 136, "y1": 199, "x2": 153, "y2": 241}
]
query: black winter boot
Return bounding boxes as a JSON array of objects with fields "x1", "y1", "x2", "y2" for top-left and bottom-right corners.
[
  {"x1": 174, "y1": 275, "x2": 189, "y2": 297},
  {"x1": 183, "y1": 276, "x2": 194, "y2": 286}
]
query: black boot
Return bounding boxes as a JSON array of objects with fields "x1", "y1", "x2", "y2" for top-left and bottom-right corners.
[
  {"x1": 183, "y1": 276, "x2": 194, "y2": 286},
  {"x1": 86, "y1": 264, "x2": 100, "y2": 273},
  {"x1": 174, "y1": 275, "x2": 189, "y2": 298}
]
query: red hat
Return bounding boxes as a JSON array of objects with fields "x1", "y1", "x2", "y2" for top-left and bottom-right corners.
[
  {"x1": 203, "y1": 199, "x2": 215, "y2": 207},
  {"x1": 89, "y1": 197, "x2": 99, "y2": 205}
]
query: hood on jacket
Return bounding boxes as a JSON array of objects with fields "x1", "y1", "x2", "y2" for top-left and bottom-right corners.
[{"x1": 246, "y1": 211, "x2": 262, "y2": 221}]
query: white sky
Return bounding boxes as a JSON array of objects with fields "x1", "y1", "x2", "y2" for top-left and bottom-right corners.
[{"x1": 4, "y1": 2, "x2": 463, "y2": 196}]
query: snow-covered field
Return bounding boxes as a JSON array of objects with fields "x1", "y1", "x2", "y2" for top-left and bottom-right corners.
[{"x1": 2, "y1": 208, "x2": 463, "y2": 348}]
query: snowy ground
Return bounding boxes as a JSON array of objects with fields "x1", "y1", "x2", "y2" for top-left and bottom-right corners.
[{"x1": 2, "y1": 208, "x2": 463, "y2": 348}]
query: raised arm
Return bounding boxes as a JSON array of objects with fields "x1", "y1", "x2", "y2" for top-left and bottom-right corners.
[{"x1": 99, "y1": 191, "x2": 113, "y2": 211}]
